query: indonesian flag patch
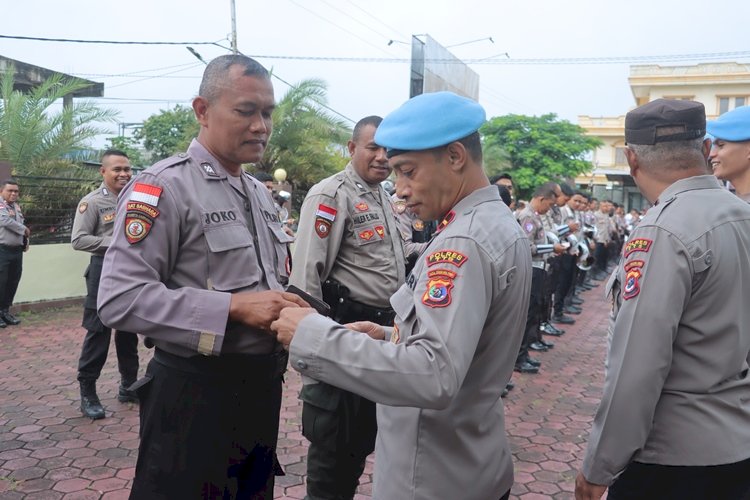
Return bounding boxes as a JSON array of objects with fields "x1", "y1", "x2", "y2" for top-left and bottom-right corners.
[{"x1": 130, "y1": 182, "x2": 163, "y2": 207}]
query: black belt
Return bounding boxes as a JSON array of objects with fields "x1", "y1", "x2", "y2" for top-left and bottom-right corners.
[
  {"x1": 342, "y1": 298, "x2": 395, "y2": 326},
  {"x1": 0, "y1": 244, "x2": 23, "y2": 251},
  {"x1": 153, "y1": 348, "x2": 288, "y2": 382}
]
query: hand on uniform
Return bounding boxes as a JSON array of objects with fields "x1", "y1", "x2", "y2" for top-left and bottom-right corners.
[
  {"x1": 345, "y1": 321, "x2": 386, "y2": 340},
  {"x1": 553, "y1": 243, "x2": 566, "y2": 254},
  {"x1": 574, "y1": 471, "x2": 607, "y2": 500},
  {"x1": 24, "y1": 227, "x2": 31, "y2": 238},
  {"x1": 568, "y1": 221, "x2": 580, "y2": 232},
  {"x1": 229, "y1": 290, "x2": 309, "y2": 331},
  {"x1": 270, "y1": 307, "x2": 317, "y2": 350}
]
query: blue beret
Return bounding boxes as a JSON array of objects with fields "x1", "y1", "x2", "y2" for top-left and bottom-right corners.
[
  {"x1": 706, "y1": 106, "x2": 750, "y2": 142},
  {"x1": 374, "y1": 91, "x2": 486, "y2": 157}
]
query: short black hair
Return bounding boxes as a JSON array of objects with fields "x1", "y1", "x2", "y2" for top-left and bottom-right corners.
[
  {"x1": 101, "y1": 149, "x2": 129, "y2": 162},
  {"x1": 496, "y1": 185, "x2": 512, "y2": 206},
  {"x1": 199, "y1": 55, "x2": 270, "y2": 103},
  {"x1": 0, "y1": 179, "x2": 19, "y2": 189},
  {"x1": 533, "y1": 182, "x2": 558, "y2": 199},
  {"x1": 252, "y1": 171, "x2": 274, "y2": 183},
  {"x1": 559, "y1": 183, "x2": 574, "y2": 197},
  {"x1": 352, "y1": 115, "x2": 383, "y2": 142}
]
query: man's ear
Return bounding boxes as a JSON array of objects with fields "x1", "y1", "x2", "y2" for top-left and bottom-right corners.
[
  {"x1": 625, "y1": 147, "x2": 640, "y2": 178},
  {"x1": 347, "y1": 140, "x2": 356, "y2": 157},
  {"x1": 701, "y1": 138, "x2": 712, "y2": 159},
  {"x1": 445, "y1": 142, "x2": 468, "y2": 171},
  {"x1": 192, "y1": 97, "x2": 209, "y2": 127}
]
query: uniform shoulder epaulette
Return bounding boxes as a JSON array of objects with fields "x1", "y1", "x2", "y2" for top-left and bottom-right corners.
[
  {"x1": 146, "y1": 152, "x2": 191, "y2": 176},
  {"x1": 309, "y1": 172, "x2": 345, "y2": 199}
]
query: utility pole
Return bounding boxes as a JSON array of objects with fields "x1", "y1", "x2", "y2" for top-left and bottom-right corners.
[{"x1": 230, "y1": 0, "x2": 238, "y2": 54}]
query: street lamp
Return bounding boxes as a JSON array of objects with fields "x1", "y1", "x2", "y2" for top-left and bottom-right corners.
[{"x1": 273, "y1": 168, "x2": 287, "y2": 183}]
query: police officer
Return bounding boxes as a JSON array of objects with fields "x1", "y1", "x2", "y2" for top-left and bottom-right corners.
[
  {"x1": 576, "y1": 99, "x2": 750, "y2": 500},
  {"x1": 0, "y1": 179, "x2": 28, "y2": 327},
  {"x1": 272, "y1": 91, "x2": 532, "y2": 500},
  {"x1": 516, "y1": 182, "x2": 565, "y2": 373},
  {"x1": 97, "y1": 55, "x2": 307, "y2": 499},
  {"x1": 72, "y1": 150, "x2": 139, "y2": 420},
  {"x1": 290, "y1": 115, "x2": 405, "y2": 500},
  {"x1": 707, "y1": 105, "x2": 750, "y2": 202}
]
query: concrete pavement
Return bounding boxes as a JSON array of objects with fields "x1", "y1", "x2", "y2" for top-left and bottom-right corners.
[{"x1": 0, "y1": 280, "x2": 610, "y2": 499}]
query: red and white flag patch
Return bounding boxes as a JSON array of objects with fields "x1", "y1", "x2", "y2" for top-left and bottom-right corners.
[
  {"x1": 130, "y1": 182, "x2": 163, "y2": 207},
  {"x1": 315, "y1": 204, "x2": 337, "y2": 222}
]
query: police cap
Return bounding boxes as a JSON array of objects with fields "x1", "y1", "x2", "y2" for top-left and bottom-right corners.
[
  {"x1": 625, "y1": 98, "x2": 706, "y2": 145},
  {"x1": 706, "y1": 105, "x2": 750, "y2": 142},
  {"x1": 374, "y1": 91, "x2": 486, "y2": 158}
]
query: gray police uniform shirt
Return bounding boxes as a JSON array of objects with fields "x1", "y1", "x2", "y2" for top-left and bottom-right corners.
[
  {"x1": 289, "y1": 186, "x2": 532, "y2": 500},
  {"x1": 391, "y1": 194, "x2": 430, "y2": 257},
  {"x1": 290, "y1": 163, "x2": 405, "y2": 308},
  {"x1": 583, "y1": 175, "x2": 750, "y2": 485},
  {"x1": 516, "y1": 204, "x2": 548, "y2": 263},
  {"x1": 98, "y1": 139, "x2": 293, "y2": 357},
  {"x1": 593, "y1": 210, "x2": 611, "y2": 244},
  {"x1": 0, "y1": 197, "x2": 26, "y2": 247},
  {"x1": 71, "y1": 183, "x2": 117, "y2": 255}
]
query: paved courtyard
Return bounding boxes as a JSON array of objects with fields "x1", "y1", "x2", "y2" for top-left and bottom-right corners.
[{"x1": 0, "y1": 281, "x2": 610, "y2": 499}]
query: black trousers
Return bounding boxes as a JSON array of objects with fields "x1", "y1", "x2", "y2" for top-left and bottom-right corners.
[
  {"x1": 554, "y1": 254, "x2": 576, "y2": 315},
  {"x1": 594, "y1": 242, "x2": 608, "y2": 273},
  {"x1": 517, "y1": 267, "x2": 546, "y2": 364},
  {"x1": 77, "y1": 255, "x2": 138, "y2": 382},
  {"x1": 541, "y1": 257, "x2": 560, "y2": 322},
  {"x1": 130, "y1": 349, "x2": 285, "y2": 500},
  {"x1": 608, "y1": 458, "x2": 750, "y2": 500},
  {"x1": 0, "y1": 245, "x2": 23, "y2": 310},
  {"x1": 301, "y1": 304, "x2": 391, "y2": 500}
]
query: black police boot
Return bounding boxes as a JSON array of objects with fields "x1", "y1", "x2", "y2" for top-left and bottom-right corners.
[
  {"x1": 1, "y1": 309, "x2": 20, "y2": 325},
  {"x1": 117, "y1": 379, "x2": 138, "y2": 403},
  {"x1": 80, "y1": 380, "x2": 106, "y2": 420},
  {"x1": 0, "y1": 316, "x2": 6, "y2": 328}
]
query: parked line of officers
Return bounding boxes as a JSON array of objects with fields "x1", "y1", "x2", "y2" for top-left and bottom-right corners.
[{"x1": 68, "y1": 55, "x2": 750, "y2": 500}]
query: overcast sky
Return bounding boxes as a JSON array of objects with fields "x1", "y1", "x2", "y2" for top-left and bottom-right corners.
[{"x1": 2, "y1": 0, "x2": 749, "y2": 146}]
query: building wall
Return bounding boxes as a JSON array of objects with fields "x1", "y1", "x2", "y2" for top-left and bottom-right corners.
[{"x1": 15, "y1": 243, "x2": 88, "y2": 304}]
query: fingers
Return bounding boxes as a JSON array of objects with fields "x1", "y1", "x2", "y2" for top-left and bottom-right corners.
[{"x1": 280, "y1": 291, "x2": 310, "y2": 308}]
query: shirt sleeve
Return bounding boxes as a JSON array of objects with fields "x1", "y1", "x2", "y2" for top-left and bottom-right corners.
[
  {"x1": 289, "y1": 235, "x2": 493, "y2": 409},
  {"x1": 289, "y1": 192, "x2": 347, "y2": 299},
  {"x1": 582, "y1": 224, "x2": 691, "y2": 485},
  {"x1": 97, "y1": 174, "x2": 231, "y2": 353},
  {"x1": 71, "y1": 198, "x2": 106, "y2": 253},
  {"x1": 0, "y1": 202, "x2": 27, "y2": 235}
]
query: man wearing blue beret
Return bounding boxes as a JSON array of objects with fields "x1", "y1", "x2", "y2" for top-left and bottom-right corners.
[
  {"x1": 272, "y1": 91, "x2": 532, "y2": 499},
  {"x1": 707, "y1": 105, "x2": 750, "y2": 202}
]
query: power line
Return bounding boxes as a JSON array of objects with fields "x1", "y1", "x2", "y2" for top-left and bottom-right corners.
[
  {"x1": 0, "y1": 33, "x2": 225, "y2": 46},
  {"x1": 345, "y1": 1, "x2": 409, "y2": 40},
  {"x1": 69, "y1": 62, "x2": 202, "y2": 78},
  {"x1": 314, "y1": 0, "x2": 401, "y2": 47},
  {"x1": 106, "y1": 63, "x2": 204, "y2": 89}
]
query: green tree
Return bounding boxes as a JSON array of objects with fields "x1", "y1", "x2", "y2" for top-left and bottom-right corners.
[
  {"x1": 257, "y1": 78, "x2": 350, "y2": 194},
  {"x1": 106, "y1": 135, "x2": 146, "y2": 168},
  {"x1": 0, "y1": 65, "x2": 118, "y2": 175},
  {"x1": 481, "y1": 114, "x2": 602, "y2": 198},
  {"x1": 134, "y1": 104, "x2": 199, "y2": 161}
]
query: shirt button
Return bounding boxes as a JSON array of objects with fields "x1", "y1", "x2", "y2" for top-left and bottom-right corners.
[{"x1": 295, "y1": 359, "x2": 308, "y2": 370}]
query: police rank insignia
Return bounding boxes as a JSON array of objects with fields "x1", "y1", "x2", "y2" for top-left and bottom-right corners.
[
  {"x1": 422, "y1": 269, "x2": 457, "y2": 308},
  {"x1": 394, "y1": 200, "x2": 407, "y2": 214},
  {"x1": 359, "y1": 229, "x2": 375, "y2": 241},
  {"x1": 102, "y1": 212, "x2": 115, "y2": 223},
  {"x1": 375, "y1": 225, "x2": 385, "y2": 238},
  {"x1": 78, "y1": 202, "x2": 88, "y2": 214},
  {"x1": 427, "y1": 249, "x2": 468, "y2": 268},
  {"x1": 624, "y1": 238, "x2": 652, "y2": 257},
  {"x1": 201, "y1": 162, "x2": 218, "y2": 177},
  {"x1": 622, "y1": 260, "x2": 644, "y2": 300},
  {"x1": 354, "y1": 201, "x2": 369, "y2": 212},
  {"x1": 315, "y1": 204, "x2": 337, "y2": 238},
  {"x1": 413, "y1": 219, "x2": 425, "y2": 231},
  {"x1": 124, "y1": 201, "x2": 161, "y2": 244}
]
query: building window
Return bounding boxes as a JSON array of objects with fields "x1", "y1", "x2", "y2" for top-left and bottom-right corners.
[
  {"x1": 615, "y1": 147, "x2": 627, "y2": 166},
  {"x1": 719, "y1": 96, "x2": 747, "y2": 115}
]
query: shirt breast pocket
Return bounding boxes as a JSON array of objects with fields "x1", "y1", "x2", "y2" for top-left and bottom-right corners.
[
  {"x1": 267, "y1": 222, "x2": 294, "y2": 284},
  {"x1": 390, "y1": 285, "x2": 417, "y2": 344},
  {"x1": 203, "y1": 223, "x2": 260, "y2": 291}
]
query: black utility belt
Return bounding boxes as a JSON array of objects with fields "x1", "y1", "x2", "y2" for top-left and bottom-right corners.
[
  {"x1": 342, "y1": 298, "x2": 395, "y2": 326},
  {"x1": 153, "y1": 348, "x2": 288, "y2": 381},
  {"x1": 0, "y1": 244, "x2": 23, "y2": 251}
]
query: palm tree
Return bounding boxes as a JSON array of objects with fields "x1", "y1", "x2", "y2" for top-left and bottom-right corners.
[
  {"x1": 258, "y1": 78, "x2": 351, "y2": 191},
  {"x1": 0, "y1": 64, "x2": 118, "y2": 176}
]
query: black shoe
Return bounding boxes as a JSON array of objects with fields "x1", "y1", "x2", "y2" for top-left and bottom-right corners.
[
  {"x1": 563, "y1": 305, "x2": 582, "y2": 315},
  {"x1": 506, "y1": 380, "x2": 515, "y2": 391},
  {"x1": 526, "y1": 356, "x2": 541, "y2": 367},
  {"x1": 501, "y1": 387, "x2": 509, "y2": 398},
  {"x1": 0, "y1": 318, "x2": 6, "y2": 328},
  {"x1": 539, "y1": 339, "x2": 554, "y2": 349},
  {"x1": 80, "y1": 380, "x2": 105, "y2": 420},
  {"x1": 552, "y1": 313, "x2": 575, "y2": 325},
  {"x1": 0, "y1": 310, "x2": 20, "y2": 325},
  {"x1": 117, "y1": 381, "x2": 139, "y2": 403},
  {"x1": 570, "y1": 297, "x2": 584, "y2": 305},
  {"x1": 514, "y1": 361, "x2": 539, "y2": 374},
  {"x1": 541, "y1": 322, "x2": 565, "y2": 336},
  {"x1": 529, "y1": 341, "x2": 548, "y2": 352}
]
